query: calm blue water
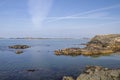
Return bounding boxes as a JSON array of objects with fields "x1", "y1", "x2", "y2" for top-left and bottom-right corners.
[{"x1": 0, "y1": 39, "x2": 120, "y2": 80}]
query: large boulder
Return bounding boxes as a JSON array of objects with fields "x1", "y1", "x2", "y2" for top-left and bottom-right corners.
[
  {"x1": 63, "y1": 66, "x2": 120, "y2": 80},
  {"x1": 77, "y1": 66, "x2": 120, "y2": 80}
]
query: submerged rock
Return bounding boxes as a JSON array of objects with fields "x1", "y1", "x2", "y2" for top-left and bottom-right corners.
[
  {"x1": 63, "y1": 66, "x2": 120, "y2": 80},
  {"x1": 9, "y1": 45, "x2": 30, "y2": 49},
  {"x1": 26, "y1": 69, "x2": 38, "y2": 72},
  {"x1": 55, "y1": 34, "x2": 120, "y2": 56}
]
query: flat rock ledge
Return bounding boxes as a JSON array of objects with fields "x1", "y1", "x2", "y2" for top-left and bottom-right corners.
[
  {"x1": 9, "y1": 45, "x2": 30, "y2": 49},
  {"x1": 63, "y1": 66, "x2": 120, "y2": 80},
  {"x1": 55, "y1": 34, "x2": 120, "y2": 56}
]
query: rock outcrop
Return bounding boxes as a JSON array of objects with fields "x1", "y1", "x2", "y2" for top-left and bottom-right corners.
[
  {"x1": 63, "y1": 66, "x2": 120, "y2": 80},
  {"x1": 55, "y1": 34, "x2": 120, "y2": 56},
  {"x1": 15, "y1": 50, "x2": 23, "y2": 54},
  {"x1": 63, "y1": 76, "x2": 74, "y2": 80},
  {"x1": 9, "y1": 45, "x2": 30, "y2": 49}
]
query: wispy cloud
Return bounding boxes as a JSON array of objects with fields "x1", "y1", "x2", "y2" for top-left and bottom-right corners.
[
  {"x1": 83, "y1": 12, "x2": 109, "y2": 18},
  {"x1": 98, "y1": 21, "x2": 120, "y2": 26},
  {"x1": 47, "y1": 4, "x2": 120, "y2": 22},
  {"x1": 28, "y1": 0, "x2": 53, "y2": 28},
  {"x1": 46, "y1": 16, "x2": 118, "y2": 20}
]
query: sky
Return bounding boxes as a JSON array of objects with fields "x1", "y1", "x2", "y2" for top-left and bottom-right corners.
[{"x1": 0, "y1": 0, "x2": 120, "y2": 38}]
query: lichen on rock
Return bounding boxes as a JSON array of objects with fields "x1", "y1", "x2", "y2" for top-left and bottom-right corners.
[{"x1": 63, "y1": 66, "x2": 120, "y2": 80}]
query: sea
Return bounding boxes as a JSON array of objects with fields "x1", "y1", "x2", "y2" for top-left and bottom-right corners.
[{"x1": 0, "y1": 39, "x2": 120, "y2": 80}]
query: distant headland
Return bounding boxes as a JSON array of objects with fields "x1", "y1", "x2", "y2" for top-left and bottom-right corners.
[{"x1": 55, "y1": 34, "x2": 120, "y2": 56}]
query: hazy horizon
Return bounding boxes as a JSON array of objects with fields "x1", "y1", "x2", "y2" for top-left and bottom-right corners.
[{"x1": 0, "y1": 0, "x2": 120, "y2": 38}]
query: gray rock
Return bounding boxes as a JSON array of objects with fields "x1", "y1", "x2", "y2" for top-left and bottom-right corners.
[{"x1": 63, "y1": 66, "x2": 120, "y2": 80}]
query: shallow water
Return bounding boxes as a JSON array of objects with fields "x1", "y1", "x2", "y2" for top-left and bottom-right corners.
[{"x1": 0, "y1": 39, "x2": 120, "y2": 80}]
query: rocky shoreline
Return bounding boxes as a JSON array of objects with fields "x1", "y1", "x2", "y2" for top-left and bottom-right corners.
[
  {"x1": 54, "y1": 34, "x2": 120, "y2": 56},
  {"x1": 63, "y1": 66, "x2": 120, "y2": 80}
]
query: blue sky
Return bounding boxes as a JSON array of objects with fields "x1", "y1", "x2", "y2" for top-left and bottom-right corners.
[{"x1": 0, "y1": 0, "x2": 120, "y2": 38}]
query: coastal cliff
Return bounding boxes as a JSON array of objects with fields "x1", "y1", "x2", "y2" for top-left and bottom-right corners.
[{"x1": 54, "y1": 34, "x2": 120, "y2": 56}]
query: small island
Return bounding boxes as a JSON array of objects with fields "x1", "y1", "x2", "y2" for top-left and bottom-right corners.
[
  {"x1": 9, "y1": 45, "x2": 30, "y2": 49},
  {"x1": 9, "y1": 45, "x2": 30, "y2": 54},
  {"x1": 54, "y1": 34, "x2": 120, "y2": 56}
]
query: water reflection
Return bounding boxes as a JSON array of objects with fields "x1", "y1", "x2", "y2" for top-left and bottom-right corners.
[{"x1": 0, "y1": 39, "x2": 120, "y2": 80}]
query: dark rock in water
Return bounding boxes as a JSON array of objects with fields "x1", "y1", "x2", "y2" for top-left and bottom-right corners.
[
  {"x1": 15, "y1": 50, "x2": 23, "y2": 54},
  {"x1": 27, "y1": 69, "x2": 38, "y2": 72},
  {"x1": 55, "y1": 34, "x2": 120, "y2": 56},
  {"x1": 9, "y1": 45, "x2": 30, "y2": 49},
  {"x1": 63, "y1": 66, "x2": 120, "y2": 80}
]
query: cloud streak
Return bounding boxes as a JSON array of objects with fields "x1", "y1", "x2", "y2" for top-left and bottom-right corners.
[
  {"x1": 28, "y1": 0, "x2": 53, "y2": 28},
  {"x1": 47, "y1": 4, "x2": 120, "y2": 22},
  {"x1": 46, "y1": 16, "x2": 118, "y2": 20}
]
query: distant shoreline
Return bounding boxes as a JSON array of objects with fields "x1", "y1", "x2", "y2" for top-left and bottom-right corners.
[{"x1": 0, "y1": 37, "x2": 90, "y2": 40}]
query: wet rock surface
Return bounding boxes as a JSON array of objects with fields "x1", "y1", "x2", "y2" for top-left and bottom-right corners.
[
  {"x1": 63, "y1": 66, "x2": 120, "y2": 80},
  {"x1": 55, "y1": 34, "x2": 120, "y2": 56}
]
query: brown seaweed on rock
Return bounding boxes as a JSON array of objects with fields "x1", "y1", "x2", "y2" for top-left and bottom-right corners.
[{"x1": 54, "y1": 34, "x2": 120, "y2": 56}]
